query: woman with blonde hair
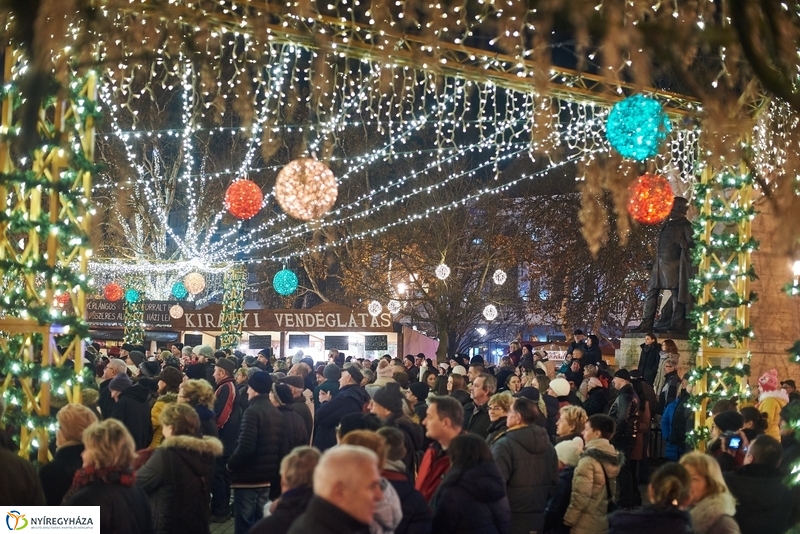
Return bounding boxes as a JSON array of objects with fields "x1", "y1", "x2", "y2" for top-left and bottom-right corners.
[
  {"x1": 679, "y1": 452, "x2": 740, "y2": 534},
  {"x1": 556, "y1": 405, "x2": 588, "y2": 444},
  {"x1": 137, "y1": 403, "x2": 224, "y2": 534},
  {"x1": 486, "y1": 391, "x2": 514, "y2": 445},
  {"x1": 178, "y1": 378, "x2": 218, "y2": 438},
  {"x1": 39, "y1": 404, "x2": 98, "y2": 505},
  {"x1": 63, "y1": 419, "x2": 154, "y2": 533}
]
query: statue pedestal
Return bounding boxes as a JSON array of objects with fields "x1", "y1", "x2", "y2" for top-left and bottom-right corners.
[{"x1": 616, "y1": 336, "x2": 695, "y2": 378}]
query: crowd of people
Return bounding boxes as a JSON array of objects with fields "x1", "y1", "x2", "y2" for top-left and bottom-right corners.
[{"x1": 0, "y1": 333, "x2": 799, "y2": 534}]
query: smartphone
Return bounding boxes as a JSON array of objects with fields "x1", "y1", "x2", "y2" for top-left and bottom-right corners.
[{"x1": 728, "y1": 436, "x2": 742, "y2": 450}]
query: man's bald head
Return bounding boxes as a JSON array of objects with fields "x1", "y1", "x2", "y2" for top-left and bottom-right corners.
[{"x1": 313, "y1": 445, "x2": 383, "y2": 524}]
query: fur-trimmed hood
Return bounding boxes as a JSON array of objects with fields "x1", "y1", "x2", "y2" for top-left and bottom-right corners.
[
  {"x1": 580, "y1": 438, "x2": 624, "y2": 479},
  {"x1": 689, "y1": 492, "x2": 737, "y2": 534},
  {"x1": 156, "y1": 392, "x2": 179, "y2": 403},
  {"x1": 758, "y1": 389, "x2": 789, "y2": 404},
  {"x1": 159, "y1": 434, "x2": 224, "y2": 479},
  {"x1": 161, "y1": 434, "x2": 224, "y2": 456}
]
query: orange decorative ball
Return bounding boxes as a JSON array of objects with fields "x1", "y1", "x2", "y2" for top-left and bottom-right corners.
[
  {"x1": 55, "y1": 293, "x2": 71, "y2": 305},
  {"x1": 104, "y1": 283, "x2": 124, "y2": 302},
  {"x1": 225, "y1": 179, "x2": 263, "y2": 220},
  {"x1": 627, "y1": 173, "x2": 674, "y2": 225}
]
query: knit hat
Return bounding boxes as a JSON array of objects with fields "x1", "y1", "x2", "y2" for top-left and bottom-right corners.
[
  {"x1": 108, "y1": 374, "x2": 132, "y2": 392},
  {"x1": 279, "y1": 375, "x2": 305, "y2": 390},
  {"x1": 257, "y1": 348, "x2": 270, "y2": 359},
  {"x1": 408, "y1": 382, "x2": 430, "y2": 401},
  {"x1": 138, "y1": 361, "x2": 161, "y2": 378},
  {"x1": 758, "y1": 369, "x2": 779, "y2": 392},
  {"x1": 372, "y1": 382, "x2": 405, "y2": 413},
  {"x1": 714, "y1": 410, "x2": 744, "y2": 433},
  {"x1": 451, "y1": 365, "x2": 467, "y2": 376},
  {"x1": 323, "y1": 364, "x2": 342, "y2": 381},
  {"x1": 128, "y1": 350, "x2": 144, "y2": 367},
  {"x1": 249, "y1": 371, "x2": 272, "y2": 394},
  {"x1": 157, "y1": 366, "x2": 184, "y2": 390},
  {"x1": 516, "y1": 386, "x2": 540, "y2": 402},
  {"x1": 450, "y1": 354, "x2": 467, "y2": 367},
  {"x1": 273, "y1": 383, "x2": 295, "y2": 405},
  {"x1": 215, "y1": 357, "x2": 236, "y2": 376},
  {"x1": 244, "y1": 356, "x2": 258, "y2": 367},
  {"x1": 470, "y1": 355, "x2": 485, "y2": 366},
  {"x1": 614, "y1": 369, "x2": 632, "y2": 381},
  {"x1": 549, "y1": 377, "x2": 571, "y2": 397},
  {"x1": 343, "y1": 366, "x2": 364, "y2": 385},
  {"x1": 121, "y1": 343, "x2": 136, "y2": 353},
  {"x1": 184, "y1": 363, "x2": 206, "y2": 380},
  {"x1": 555, "y1": 437, "x2": 584, "y2": 467},
  {"x1": 193, "y1": 345, "x2": 214, "y2": 360},
  {"x1": 377, "y1": 362, "x2": 395, "y2": 379},
  {"x1": 291, "y1": 353, "x2": 304, "y2": 365}
]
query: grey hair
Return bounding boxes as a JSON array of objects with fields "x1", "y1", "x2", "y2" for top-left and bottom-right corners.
[{"x1": 107, "y1": 359, "x2": 128, "y2": 374}]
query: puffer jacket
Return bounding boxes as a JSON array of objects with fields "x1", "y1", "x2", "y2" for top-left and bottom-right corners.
[
  {"x1": 757, "y1": 390, "x2": 789, "y2": 440},
  {"x1": 563, "y1": 438, "x2": 623, "y2": 534},
  {"x1": 688, "y1": 492, "x2": 740, "y2": 534},
  {"x1": 543, "y1": 465, "x2": 575, "y2": 534},
  {"x1": 608, "y1": 384, "x2": 639, "y2": 446},
  {"x1": 136, "y1": 434, "x2": 224, "y2": 534},
  {"x1": 491, "y1": 424, "x2": 558, "y2": 534},
  {"x1": 431, "y1": 461, "x2": 510, "y2": 534},
  {"x1": 582, "y1": 387, "x2": 607, "y2": 417},
  {"x1": 277, "y1": 404, "x2": 309, "y2": 452},
  {"x1": 149, "y1": 393, "x2": 178, "y2": 448},
  {"x1": 111, "y1": 383, "x2": 153, "y2": 450},
  {"x1": 227, "y1": 394, "x2": 285, "y2": 485},
  {"x1": 313, "y1": 384, "x2": 371, "y2": 450}
]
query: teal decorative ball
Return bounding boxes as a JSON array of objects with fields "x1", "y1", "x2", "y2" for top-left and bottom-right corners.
[
  {"x1": 172, "y1": 281, "x2": 188, "y2": 300},
  {"x1": 605, "y1": 94, "x2": 671, "y2": 161},
  {"x1": 273, "y1": 269, "x2": 299, "y2": 296},
  {"x1": 125, "y1": 288, "x2": 141, "y2": 304}
]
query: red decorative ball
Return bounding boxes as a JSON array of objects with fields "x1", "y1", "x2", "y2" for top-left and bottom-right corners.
[
  {"x1": 104, "y1": 283, "x2": 124, "y2": 302},
  {"x1": 225, "y1": 179, "x2": 263, "y2": 220},
  {"x1": 627, "y1": 173, "x2": 674, "y2": 224},
  {"x1": 55, "y1": 293, "x2": 71, "y2": 305}
]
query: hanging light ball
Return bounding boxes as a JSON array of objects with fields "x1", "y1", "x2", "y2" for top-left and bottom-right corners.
[
  {"x1": 435, "y1": 264, "x2": 451, "y2": 280},
  {"x1": 171, "y1": 281, "x2": 188, "y2": 300},
  {"x1": 125, "y1": 288, "x2": 141, "y2": 304},
  {"x1": 273, "y1": 269, "x2": 299, "y2": 296},
  {"x1": 605, "y1": 94, "x2": 672, "y2": 161},
  {"x1": 55, "y1": 293, "x2": 71, "y2": 305},
  {"x1": 169, "y1": 304, "x2": 184, "y2": 319},
  {"x1": 274, "y1": 158, "x2": 338, "y2": 221},
  {"x1": 104, "y1": 283, "x2": 124, "y2": 302},
  {"x1": 493, "y1": 269, "x2": 507, "y2": 285},
  {"x1": 368, "y1": 300, "x2": 383, "y2": 317},
  {"x1": 483, "y1": 304, "x2": 498, "y2": 321},
  {"x1": 387, "y1": 300, "x2": 401, "y2": 315},
  {"x1": 627, "y1": 173, "x2": 675, "y2": 224},
  {"x1": 225, "y1": 179, "x2": 264, "y2": 220},
  {"x1": 184, "y1": 272, "x2": 206, "y2": 295}
]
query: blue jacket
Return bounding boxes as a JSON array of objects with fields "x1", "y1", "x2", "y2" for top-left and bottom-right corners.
[
  {"x1": 312, "y1": 384, "x2": 370, "y2": 451},
  {"x1": 543, "y1": 466, "x2": 575, "y2": 534}
]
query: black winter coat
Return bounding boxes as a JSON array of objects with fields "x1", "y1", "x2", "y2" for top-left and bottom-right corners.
[
  {"x1": 278, "y1": 404, "x2": 310, "y2": 452},
  {"x1": 582, "y1": 387, "x2": 608, "y2": 417},
  {"x1": 724, "y1": 464, "x2": 796, "y2": 534},
  {"x1": 383, "y1": 470, "x2": 432, "y2": 534},
  {"x1": 288, "y1": 495, "x2": 370, "y2": 534},
  {"x1": 291, "y1": 398, "x2": 313, "y2": 438},
  {"x1": 583, "y1": 345, "x2": 603, "y2": 367},
  {"x1": 637, "y1": 342, "x2": 662, "y2": 386},
  {"x1": 0, "y1": 447, "x2": 45, "y2": 506},
  {"x1": 228, "y1": 394, "x2": 285, "y2": 485},
  {"x1": 39, "y1": 443, "x2": 84, "y2": 505},
  {"x1": 386, "y1": 413, "x2": 425, "y2": 474},
  {"x1": 463, "y1": 401, "x2": 492, "y2": 438},
  {"x1": 136, "y1": 434, "x2": 224, "y2": 534},
  {"x1": 431, "y1": 461, "x2": 510, "y2": 534},
  {"x1": 543, "y1": 395, "x2": 560, "y2": 438},
  {"x1": 214, "y1": 377, "x2": 242, "y2": 455},
  {"x1": 450, "y1": 389, "x2": 472, "y2": 406},
  {"x1": 608, "y1": 384, "x2": 639, "y2": 446},
  {"x1": 194, "y1": 404, "x2": 219, "y2": 438},
  {"x1": 250, "y1": 485, "x2": 313, "y2": 534},
  {"x1": 111, "y1": 383, "x2": 153, "y2": 450},
  {"x1": 98, "y1": 379, "x2": 115, "y2": 418},
  {"x1": 486, "y1": 419, "x2": 509, "y2": 446},
  {"x1": 313, "y1": 384, "x2": 370, "y2": 450},
  {"x1": 608, "y1": 505, "x2": 692, "y2": 534},
  {"x1": 491, "y1": 425, "x2": 558, "y2": 534},
  {"x1": 543, "y1": 466, "x2": 575, "y2": 534},
  {"x1": 64, "y1": 477, "x2": 154, "y2": 534}
]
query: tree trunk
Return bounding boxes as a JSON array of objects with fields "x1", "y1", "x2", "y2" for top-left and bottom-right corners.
[{"x1": 436, "y1": 330, "x2": 449, "y2": 363}]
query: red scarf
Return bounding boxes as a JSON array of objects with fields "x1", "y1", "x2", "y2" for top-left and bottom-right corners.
[{"x1": 62, "y1": 465, "x2": 135, "y2": 504}]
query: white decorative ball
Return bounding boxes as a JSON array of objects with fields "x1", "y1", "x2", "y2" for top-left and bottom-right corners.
[
  {"x1": 274, "y1": 158, "x2": 338, "y2": 221},
  {"x1": 483, "y1": 304, "x2": 498, "y2": 321},
  {"x1": 493, "y1": 269, "x2": 507, "y2": 285},
  {"x1": 368, "y1": 300, "x2": 383, "y2": 317},
  {"x1": 169, "y1": 304, "x2": 185, "y2": 319},
  {"x1": 435, "y1": 264, "x2": 451, "y2": 280},
  {"x1": 387, "y1": 300, "x2": 401, "y2": 314},
  {"x1": 184, "y1": 272, "x2": 206, "y2": 295}
]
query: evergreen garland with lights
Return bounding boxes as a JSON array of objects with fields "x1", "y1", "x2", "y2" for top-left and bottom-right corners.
[
  {"x1": 123, "y1": 278, "x2": 145, "y2": 344},
  {"x1": 219, "y1": 266, "x2": 247, "y2": 349}
]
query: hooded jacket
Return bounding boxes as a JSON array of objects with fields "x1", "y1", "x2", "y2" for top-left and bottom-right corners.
[
  {"x1": 724, "y1": 463, "x2": 795, "y2": 534},
  {"x1": 688, "y1": 492, "x2": 740, "y2": 534},
  {"x1": 136, "y1": 434, "x2": 224, "y2": 534},
  {"x1": 563, "y1": 438, "x2": 623, "y2": 534},
  {"x1": 431, "y1": 461, "x2": 511, "y2": 534},
  {"x1": 313, "y1": 384, "x2": 371, "y2": 451},
  {"x1": 491, "y1": 424, "x2": 558, "y2": 534},
  {"x1": 111, "y1": 383, "x2": 153, "y2": 450}
]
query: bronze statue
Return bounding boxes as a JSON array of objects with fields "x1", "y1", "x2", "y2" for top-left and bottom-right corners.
[{"x1": 633, "y1": 197, "x2": 694, "y2": 334}]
